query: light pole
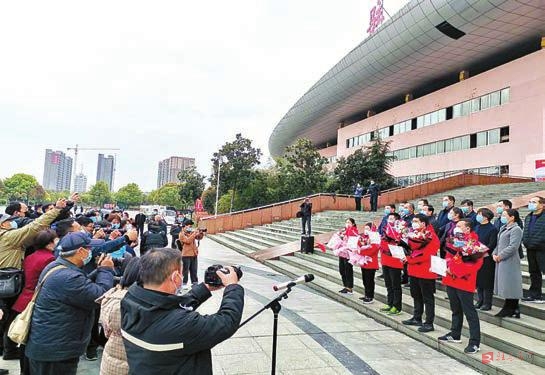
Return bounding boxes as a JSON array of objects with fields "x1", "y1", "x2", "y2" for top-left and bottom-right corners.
[{"x1": 214, "y1": 156, "x2": 223, "y2": 217}]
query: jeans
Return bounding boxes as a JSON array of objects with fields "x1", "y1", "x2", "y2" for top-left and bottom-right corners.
[
  {"x1": 410, "y1": 277, "x2": 435, "y2": 324},
  {"x1": 182, "y1": 256, "x2": 198, "y2": 284},
  {"x1": 29, "y1": 357, "x2": 79, "y2": 375},
  {"x1": 339, "y1": 258, "x2": 353, "y2": 289},
  {"x1": 361, "y1": 268, "x2": 376, "y2": 298},
  {"x1": 527, "y1": 249, "x2": 545, "y2": 299},
  {"x1": 301, "y1": 216, "x2": 311, "y2": 235},
  {"x1": 382, "y1": 265, "x2": 402, "y2": 310},
  {"x1": 370, "y1": 194, "x2": 378, "y2": 212},
  {"x1": 446, "y1": 286, "x2": 480, "y2": 346}
]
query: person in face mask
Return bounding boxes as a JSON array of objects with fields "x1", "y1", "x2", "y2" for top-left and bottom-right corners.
[
  {"x1": 402, "y1": 214, "x2": 440, "y2": 333},
  {"x1": 522, "y1": 196, "x2": 545, "y2": 303},
  {"x1": 437, "y1": 195, "x2": 456, "y2": 237},
  {"x1": 439, "y1": 207, "x2": 463, "y2": 259},
  {"x1": 25, "y1": 231, "x2": 115, "y2": 375},
  {"x1": 336, "y1": 218, "x2": 359, "y2": 295},
  {"x1": 474, "y1": 208, "x2": 498, "y2": 311},
  {"x1": 493, "y1": 200, "x2": 512, "y2": 231},
  {"x1": 378, "y1": 204, "x2": 396, "y2": 236},
  {"x1": 460, "y1": 199, "x2": 477, "y2": 226}
]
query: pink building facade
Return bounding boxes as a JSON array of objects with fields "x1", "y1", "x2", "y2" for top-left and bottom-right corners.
[{"x1": 326, "y1": 49, "x2": 545, "y2": 185}]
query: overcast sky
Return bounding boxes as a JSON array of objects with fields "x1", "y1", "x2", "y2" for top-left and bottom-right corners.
[{"x1": 0, "y1": 0, "x2": 407, "y2": 192}]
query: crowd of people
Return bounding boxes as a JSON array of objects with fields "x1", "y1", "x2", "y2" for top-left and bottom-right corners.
[
  {"x1": 329, "y1": 195, "x2": 545, "y2": 355},
  {"x1": 0, "y1": 195, "x2": 244, "y2": 375}
]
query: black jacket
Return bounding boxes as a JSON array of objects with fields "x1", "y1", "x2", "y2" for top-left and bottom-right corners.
[
  {"x1": 141, "y1": 224, "x2": 168, "y2": 251},
  {"x1": 300, "y1": 202, "x2": 312, "y2": 217},
  {"x1": 523, "y1": 212, "x2": 545, "y2": 251},
  {"x1": 121, "y1": 283, "x2": 244, "y2": 375}
]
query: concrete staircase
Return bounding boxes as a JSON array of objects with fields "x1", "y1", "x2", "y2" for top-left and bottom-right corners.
[{"x1": 208, "y1": 182, "x2": 545, "y2": 374}]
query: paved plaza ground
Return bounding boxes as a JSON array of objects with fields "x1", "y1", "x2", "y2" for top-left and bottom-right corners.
[{"x1": 0, "y1": 238, "x2": 480, "y2": 374}]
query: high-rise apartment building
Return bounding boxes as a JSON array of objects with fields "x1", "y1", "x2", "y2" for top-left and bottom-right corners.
[
  {"x1": 96, "y1": 154, "x2": 115, "y2": 191},
  {"x1": 74, "y1": 173, "x2": 87, "y2": 193},
  {"x1": 157, "y1": 156, "x2": 195, "y2": 188},
  {"x1": 42, "y1": 149, "x2": 73, "y2": 192}
]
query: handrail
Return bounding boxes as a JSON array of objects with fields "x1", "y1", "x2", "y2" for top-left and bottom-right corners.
[{"x1": 200, "y1": 172, "x2": 532, "y2": 221}]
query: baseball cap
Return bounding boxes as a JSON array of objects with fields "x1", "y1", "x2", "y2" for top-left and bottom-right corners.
[
  {"x1": 0, "y1": 214, "x2": 17, "y2": 224},
  {"x1": 57, "y1": 232, "x2": 104, "y2": 252}
]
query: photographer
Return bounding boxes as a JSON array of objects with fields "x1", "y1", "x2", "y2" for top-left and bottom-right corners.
[
  {"x1": 121, "y1": 248, "x2": 244, "y2": 375},
  {"x1": 179, "y1": 220, "x2": 202, "y2": 288}
]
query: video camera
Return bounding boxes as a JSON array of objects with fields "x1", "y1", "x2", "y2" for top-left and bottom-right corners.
[{"x1": 204, "y1": 265, "x2": 243, "y2": 286}]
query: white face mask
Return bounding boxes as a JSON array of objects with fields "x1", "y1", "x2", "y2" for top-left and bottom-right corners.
[
  {"x1": 345, "y1": 223, "x2": 351, "y2": 228},
  {"x1": 453, "y1": 227, "x2": 463, "y2": 235},
  {"x1": 411, "y1": 222, "x2": 421, "y2": 230}
]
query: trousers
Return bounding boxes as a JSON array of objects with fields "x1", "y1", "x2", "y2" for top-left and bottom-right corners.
[
  {"x1": 527, "y1": 249, "x2": 545, "y2": 299},
  {"x1": 339, "y1": 258, "x2": 353, "y2": 289},
  {"x1": 410, "y1": 277, "x2": 435, "y2": 324},
  {"x1": 301, "y1": 216, "x2": 311, "y2": 235},
  {"x1": 29, "y1": 357, "x2": 79, "y2": 375},
  {"x1": 446, "y1": 286, "x2": 480, "y2": 346},
  {"x1": 382, "y1": 265, "x2": 402, "y2": 310},
  {"x1": 182, "y1": 256, "x2": 198, "y2": 284},
  {"x1": 361, "y1": 268, "x2": 376, "y2": 298}
]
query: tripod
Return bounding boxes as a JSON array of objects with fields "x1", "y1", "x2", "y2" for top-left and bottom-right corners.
[{"x1": 239, "y1": 285, "x2": 294, "y2": 375}]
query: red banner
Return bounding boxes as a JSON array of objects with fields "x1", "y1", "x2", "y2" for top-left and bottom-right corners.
[{"x1": 536, "y1": 159, "x2": 545, "y2": 181}]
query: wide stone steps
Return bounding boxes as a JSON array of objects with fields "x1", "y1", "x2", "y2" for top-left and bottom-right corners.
[{"x1": 262, "y1": 259, "x2": 545, "y2": 375}]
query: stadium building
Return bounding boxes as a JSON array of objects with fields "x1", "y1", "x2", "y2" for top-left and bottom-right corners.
[{"x1": 269, "y1": 0, "x2": 545, "y2": 186}]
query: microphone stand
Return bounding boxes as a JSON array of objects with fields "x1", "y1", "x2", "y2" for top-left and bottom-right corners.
[{"x1": 239, "y1": 283, "x2": 295, "y2": 375}]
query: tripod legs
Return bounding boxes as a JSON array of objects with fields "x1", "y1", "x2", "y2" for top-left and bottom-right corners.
[{"x1": 270, "y1": 301, "x2": 281, "y2": 375}]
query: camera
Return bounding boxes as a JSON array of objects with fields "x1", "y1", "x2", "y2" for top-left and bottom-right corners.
[{"x1": 204, "y1": 264, "x2": 243, "y2": 286}]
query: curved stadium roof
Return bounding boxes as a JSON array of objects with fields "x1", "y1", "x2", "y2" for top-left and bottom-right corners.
[{"x1": 268, "y1": 0, "x2": 545, "y2": 156}]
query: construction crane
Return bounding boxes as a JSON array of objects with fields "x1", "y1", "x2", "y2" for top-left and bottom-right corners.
[{"x1": 67, "y1": 145, "x2": 120, "y2": 192}]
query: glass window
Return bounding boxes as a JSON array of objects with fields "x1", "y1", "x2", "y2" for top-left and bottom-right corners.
[
  {"x1": 445, "y1": 139, "x2": 453, "y2": 152},
  {"x1": 417, "y1": 116, "x2": 424, "y2": 128},
  {"x1": 409, "y1": 147, "x2": 417, "y2": 159},
  {"x1": 430, "y1": 111, "x2": 438, "y2": 125},
  {"x1": 500, "y1": 88, "x2": 510, "y2": 104},
  {"x1": 461, "y1": 101, "x2": 471, "y2": 116},
  {"x1": 349, "y1": 138, "x2": 354, "y2": 148},
  {"x1": 489, "y1": 91, "x2": 501, "y2": 107},
  {"x1": 429, "y1": 142, "x2": 437, "y2": 155},
  {"x1": 480, "y1": 94, "x2": 490, "y2": 111},
  {"x1": 437, "y1": 108, "x2": 446, "y2": 122},
  {"x1": 500, "y1": 126, "x2": 510, "y2": 143},
  {"x1": 488, "y1": 128, "x2": 500, "y2": 145},
  {"x1": 471, "y1": 98, "x2": 480, "y2": 113},
  {"x1": 453, "y1": 103, "x2": 462, "y2": 118},
  {"x1": 417, "y1": 145, "x2": 424, "y2": 157},
  {"x1": 423, "y1": 143, "x2": 431, "y2": 156},
  {"x1": 461, "y1": 135, "x2": 470, "y2": 149},
  {"x1": 477, "y1": 131, "x2": 487, "y2": 147},
  {"x1": 358, "y1": 135, "x2": 364, "y2": 145},
  {"x1": 452, "y1": 137, "x2": 462, "y2": 151},
  {"x1": 436, "y1": 140, "x2": 445, "y2": 154}
]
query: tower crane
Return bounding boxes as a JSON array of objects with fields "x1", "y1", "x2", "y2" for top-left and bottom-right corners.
[{"x1": 66, "y1": 145, "x2": 120, "y2": 192}]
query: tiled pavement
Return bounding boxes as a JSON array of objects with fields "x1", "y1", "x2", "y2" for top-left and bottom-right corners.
[{"x1": 0, "y1": 238, "x2": 480, "y2": 374}]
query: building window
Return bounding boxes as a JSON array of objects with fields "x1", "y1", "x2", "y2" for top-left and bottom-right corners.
[
  {"x1": 488, "y1": 128, "x2": 500, "y2": 145},
  {"x1": 437, "y1": 108, "x2": 446, "y2": 122},
  {"x1": 417, "y1": 116, "x2": 424, "y2": 128},
  {"x1": 489, "y1": 91, "x2": 500, "y2": 107},
  {"x1": 500, "y1": 88, "x2": 510, "y2": 104},
  {"x1": 480, "y1": 94, "x2": 490, "y2": 111},
  {"x1": 461, "y1": 101, "x2": 471, "y2": 116},
  {"x1": 477, "y1": 131, "x2": 487, "y2": 147},
  {"x1": 453, "y1": 103, "x2": 462, "y2": 118},
  {"x1": 470, "y1": 98, "x2": 480, "y2": 113},
  {"x1": 500, "y1": 126, "x2": 510, "y2": 143}
]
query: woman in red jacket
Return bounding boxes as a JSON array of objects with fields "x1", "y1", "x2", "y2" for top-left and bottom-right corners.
[
  {"x1": 379, "y1": 213, "x2": 407, "y2": 315},
  {"x1": 439, "y1": 218, "x2": 487, "y2": 355},
  {"x1": 337, "y1": 218, "x2": 359, "y2": 295},
  {"x1": 350, "y1": 222, "x2": 380, "y2": 304},
  {"x1": 12, "y1": 229, "x2": 57, "y2": 375},
  {"x1": 402, "y1": 214, "x2": 439, "y2": 332}
]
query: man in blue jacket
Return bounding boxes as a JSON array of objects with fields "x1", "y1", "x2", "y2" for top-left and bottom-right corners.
[
  {"x1": 25, "y1": 232, "x2": 116, "y2": 375},
  {"x1": 121, "y1": 248, "x2": 244, "y2": 375}
]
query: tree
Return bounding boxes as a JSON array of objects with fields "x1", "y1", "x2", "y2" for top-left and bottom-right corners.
[
  {"x1": 178, "y1": 166, "x2": 205, "y2": 206},
  {"x1": 87, "y1": 181, "x2": 112, "y2": 206},
  {"x1": 210, "y1": 133, "x2": 262, "y2": 212},
  {"x1": 276, "y1": 138, "x2": 328, "y2": 199},
  {"x1": 148, "y1": 183, "x2": 184, "y2": 208},
  {"x1": 2, "y1": 173, "x2": 40, "y2": 202},
  {"x1": 201, "y1": 187, "x2": 216, "y2": 214},
  {"x1": 115, "y1": 183, "x2": 145, "y2": 208},
  {"x1": 333, "y1": 137, "x2": 395, "y2": 194}
]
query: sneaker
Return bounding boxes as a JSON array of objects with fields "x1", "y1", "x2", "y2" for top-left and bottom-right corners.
[
  {"x1": 402, "y1": 317, "x2": 422, "y2": 326},
  {"x1": 521, "y1": 296, "x2": 544, "y2": 303},
  {"x1": 464, "y1": 344, "x2": 480, "y2": 354},
  {"x1": 362, "y1": 297, "x2": 374, "y2": 304},
  {"x1": 339, "y1": 288, "x2": 348, "y2": 293},
  {"x1": 344, "y1": 289, "x2": 353, "y2": 295},
  {"x1": 85, "y1": 348, "x2": 98, "y2": 361},
  {"x1": 387, "y1": 307, "x2": 401, "y2": 315},
  {"x1": 438, "y1": 333, "x2": 462, "y2": 343},
  {"x1": 418, "y1": 324, "x2": 435, "y2": 333},
  {"x1": 380, "y1": 305, "x2": 392, "y2": 312}
]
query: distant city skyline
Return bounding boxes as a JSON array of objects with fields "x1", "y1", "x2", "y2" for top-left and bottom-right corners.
[
  {"x1": 42, "y1": 149, "x2": 72, "y2": 192},
  {"x1": 157, "y1": 156, "x2": 195, "y2": 188},
  {"x1": 74, "y1": 173, "x2": 87, "y2": 193}
]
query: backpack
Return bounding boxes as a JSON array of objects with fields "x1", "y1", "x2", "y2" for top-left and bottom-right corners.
[{"x1": 143, "y1": 231, "x2": 165, "y2": 250}]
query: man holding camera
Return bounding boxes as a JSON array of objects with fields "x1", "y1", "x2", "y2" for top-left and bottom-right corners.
[
  {"x1": 179, "y1": 220, "x2": 202, "y2": 288},
  {"x1": 121, "y1": 248, "x2": 244, "y2": 375}
]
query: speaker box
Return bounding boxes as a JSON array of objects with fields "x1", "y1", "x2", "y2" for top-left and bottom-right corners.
[{"x1": 300, "y1": 235, "x2": 314, "y2": 254}]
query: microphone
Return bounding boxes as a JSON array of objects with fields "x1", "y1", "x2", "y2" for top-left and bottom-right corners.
[{"x1": 273, "y1": 274, "x2": 314, "y2": 291}]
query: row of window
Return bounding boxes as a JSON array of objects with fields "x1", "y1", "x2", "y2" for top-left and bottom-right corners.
[
  {"x1": 345, "y1": 87, "x2": 511, "y2": 149},
  {"x1": 389, "y1": 126, "x2": 509, "y2": 161},
  {"x1": 394, "y1": 165, "x2": 510, "y2": 187}
]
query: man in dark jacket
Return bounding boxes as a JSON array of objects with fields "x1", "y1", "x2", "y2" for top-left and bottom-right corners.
[
  {"x1": 140, "y1": 221, "x2": 168, "y2": 255},
  {"x1": 134, "y1": 211, "x2": 147, "y2": 238},
  {"x1": 300, "y1": 197, "x2": 312, "y2": 235},
  {"x1": 522, "y1": 196, "x2": 545, "y2": 303},
  {"x1": 437, "y1": 195, "x2": 455, "y2": 237},
  {"x1": 121, "y1": 248, "x2": 244, "y2": 375},
  {"x1": 367, "y1": 180, "x2": 380, "y2": 212},
  {"x1": 25, "y1": 232, "x2": 115, "y2": 375}
]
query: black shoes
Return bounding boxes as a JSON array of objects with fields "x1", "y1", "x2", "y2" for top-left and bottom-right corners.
[
  {"x1": 495, "y1": 309, "x2": 520, "y2": 318},
  {"x1": 418, "y1": 324, "x2": 435, "y2": 333},
  {"x1": 464, "y1": 344, "x2": 480, "y2": 354},
  {"x1": 402, "y1": 317, "x2": 422, "y2": 326},
  {"x1": 474, "y1": 301, "x2": 483, "y2": 309},
  {"x1": 479, "y1": 305, "x2": 492, "y2": 311}
]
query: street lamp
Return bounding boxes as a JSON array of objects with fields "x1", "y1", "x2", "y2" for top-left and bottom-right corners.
[{"x1": 214, "y1": 155, "x2": 225, "y2": 217}]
